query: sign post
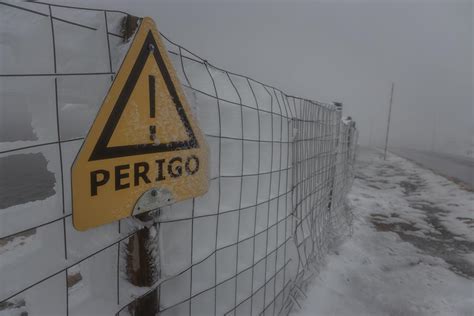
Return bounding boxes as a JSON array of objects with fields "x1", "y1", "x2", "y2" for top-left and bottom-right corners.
[{"x1": 126, "y1": 210, "x2": 160, "y2": 315}]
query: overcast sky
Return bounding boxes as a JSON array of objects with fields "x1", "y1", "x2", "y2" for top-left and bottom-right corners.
[{"x1": 47, "y1": 0, "x2": 473, "y2": 155}]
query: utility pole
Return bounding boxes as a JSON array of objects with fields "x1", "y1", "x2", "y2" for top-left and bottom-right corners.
[
  {"x1": 430, "y1": 110, "x2": 438, "y2": 152},
  {"x1": 383, "y1": 82, "x2": 394, "y2": 160},
  {"x1": 368, "y1": 118, "x2": 374, "y2": 147}
]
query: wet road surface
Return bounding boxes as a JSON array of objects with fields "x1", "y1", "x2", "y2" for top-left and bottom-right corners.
[{"x1": 390, "y1": 148, "x2": 474, "y2": 189}]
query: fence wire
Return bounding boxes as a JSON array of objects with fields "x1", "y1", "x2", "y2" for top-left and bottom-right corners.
[{"x1": 0, "y1": 2, "x2": 358, "y2": 315}]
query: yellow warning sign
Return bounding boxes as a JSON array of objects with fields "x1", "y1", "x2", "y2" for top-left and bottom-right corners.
[{"x1": 72, "y1": 17, "x2": 209, "y2": 231}]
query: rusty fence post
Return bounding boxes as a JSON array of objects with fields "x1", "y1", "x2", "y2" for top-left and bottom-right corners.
[{"x1": 126, "y1": 210, "x2": 160, "y2": 315}]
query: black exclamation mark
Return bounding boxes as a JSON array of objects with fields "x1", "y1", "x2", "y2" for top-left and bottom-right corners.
[{"x1": 149, "y1": 75, "x2": 156, "y2": 142}]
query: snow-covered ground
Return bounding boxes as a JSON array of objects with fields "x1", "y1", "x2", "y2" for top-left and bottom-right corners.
[{"x1": 297, "y1": 148, "x2": 474, "y2": 316}]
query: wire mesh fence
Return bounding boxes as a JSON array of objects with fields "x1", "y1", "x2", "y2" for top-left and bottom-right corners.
[{"x1": 0, "y1": 2, "x2": 358, "y2": 315}]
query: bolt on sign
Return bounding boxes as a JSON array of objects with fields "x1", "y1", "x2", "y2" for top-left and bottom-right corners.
[{"x1": 72, "y1": 17, "x2": 209, "y2": 231}]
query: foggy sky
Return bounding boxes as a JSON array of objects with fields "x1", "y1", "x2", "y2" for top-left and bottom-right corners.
[{"x1": 47, "y1": 0, "x2": 473, "y2": 156}]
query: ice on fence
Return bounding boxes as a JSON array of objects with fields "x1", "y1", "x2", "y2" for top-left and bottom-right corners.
[
  {"x1": 216, "y1": 278, "x2": 235, "y2": 315},
  {"x1": 168, "y1": 53, "x2": 188, "y2": 87},
  {"x1": 220, "y1": 177, "x2": 242, "y2": 212},
  {"x1": 236, "y1": 268, "x2": 252, "y2": 303},
  {"x1": 57, "y1": 75, "x2": 111, "y2": 141},
  {"x1": 255, "y1": 203, "x2": 269, "y2": 234},
  {"x1": 237, "y1": 239, "x2": 254, "y2": 272},
  {"x1": 259, "y1": 112, "x2": 273, "y2": 141},
  {"x1": 252, "y1": 272, "x2": 265, "y2": 301},
  {"x1": 257, "y1": 173, "x2": 272, "y2": 202},
  {"x1": 0, "y1": 145, "x2": 62, "y2": 238},
  {"x1": 105, "y1": 11, "x2": 127, "y2": 37},
  {"x1": 216, "y1": 245, "x2": 237, "y2": 283},
  {"x1": 0, "y1": 5, "x2": 53, "y2": 75},
  {"x1": 272, "y1": 91, "x2": 287, "y2": 116},
  {"x1": 65, "y1": 216, "x2": 119, "y2": 262},
  {"x1": 192, "y1": 216, "x2": 217, "y2": 263},
  {"x1": 241, "y1": 177, "x2": 258, "y2": 207},
  {"x1": 160, "y1": 220, "x2": 192, "y2": 277},
  {"x1": 219, "y1": 101, "x2": 242, "y2": 139},
  {"x1": 160, "y1": 269, "x2": 191, "y2": 309},
  {"x1": 220, "y1": 138, "x2": 242, "y2": 176},
  {"x1": 159, "y1": 199, "x2": 193, "y2": 222},
  {"x1": 254, "y1": 233, "x2": 267, "y2": 263},
  {"x1": 0, "y1": 3, "x2": 358, "y2": 315},
  {"x1": 270, "y1": 173, "x2": 280, "y2": 198},
  {"x1": 248, "y1": 80, "x2": 273, "y2": 112},
  {"x1": 243, "y1": 141, "x2": 259, "y2": 175},
  {"x1": 207, "y1": 136, "x2": 220, "y2": 179},
  {"x1": 265, "y1": 252, "x2": 276, "y2": 280},
  {"x1": 53, "y1": 10, "x2": 109, "y2": 73},
  {"x1": 0, "y1": 78, "x2": 57, "y2": 152},
  {"x1": 191, "y1": 254, "x2": 215, "y2": 295},
  {"x1": 190, "y1": 288, "x2": 214, "y2": 315},
  {"x1": 194, "y1": 178, "x2": 219, "y2": 216},
  {"x1": 242, "y1": 107, "x2": 259, "y2": 140},
  {"x1": 238, "y1": 207, "x2": 255, "y2": 241},
  {"x1": 68, "y1": 245, "x2": 118, "y2": 316},
  {"x1": 51, "y1": 6, "x2": 103, "y2": 30},
  {"x1": 268, "y1": 201, "x2": 278, "y2": 227},
  {"x1": 236, "y1": 298, "x2": 252, "y2": 316},
  {"x1": 108, "y1": 34, "x2": 133, "y2": 73},
  {"x1": 193, "y1": 92, "x2": 220, "y2": 136},
  {"x1": 227, "y1": 74, "x2": 257, "y2": 109},
  {"x1": 217, "y1": 212, "x2": 238, "y2": 248},
  {"x1": 272, "y1": 114, "x2": 283, "y2": 141},
  {"x1": 0, "y1": 272, "x2": 67, "y2": 316},
  {"x1": 0, "y1": 220, "x2": 65, "y2": 302},
  {"x1": 259, "y1": 142, "x2": 272, "y2": 173},
  {"x1": 161, "y1": 300, "x2": 189, "y2": 316},
  {"x1": 208, "y1": 66, "x2": 240, "y2": 104},
  {"x1": 181, "y1": 58, "x2": 215, "y2": 97}
]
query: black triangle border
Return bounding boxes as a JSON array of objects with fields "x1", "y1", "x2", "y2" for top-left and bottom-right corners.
[{"x1": 89, "y1": 31, "x2": 199, "y2": 161}]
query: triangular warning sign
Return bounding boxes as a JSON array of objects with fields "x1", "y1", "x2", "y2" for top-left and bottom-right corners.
[
  {"x1": 90, "y1": 29, "x2": 199, "y2": 161},
  {"x1": 71, "y1": 17, "x2": 209, "y2": 231}
]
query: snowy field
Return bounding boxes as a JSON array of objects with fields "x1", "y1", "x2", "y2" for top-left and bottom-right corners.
[{"x1": 297, "y1": 148, "x2": 474, "y2": 316}]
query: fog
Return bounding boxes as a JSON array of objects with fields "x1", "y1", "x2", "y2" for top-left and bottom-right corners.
[{"x1": 47, "y1": 0, "x2": 473, "y2": 156}]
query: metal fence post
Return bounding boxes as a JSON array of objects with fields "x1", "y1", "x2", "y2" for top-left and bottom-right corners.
[
  {"x1": 327, "y1": 103, "x2": 343, "y2": 213},
  {"x1": 126, "y1": 211, "x2": 160, "y2": 315}
]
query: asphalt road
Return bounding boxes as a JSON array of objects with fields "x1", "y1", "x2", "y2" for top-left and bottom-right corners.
[{"x1": 389, "y1": 148, "x2": 474, "y2": 189}]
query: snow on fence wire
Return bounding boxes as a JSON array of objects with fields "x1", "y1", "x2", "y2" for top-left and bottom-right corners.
[{"x1": 0, "y1": 2, "x2": 358, "y2": 315}]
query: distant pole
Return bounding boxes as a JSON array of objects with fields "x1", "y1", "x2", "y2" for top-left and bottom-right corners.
[
  {"x1": 430, "y1": 110, "x2": 438, "y2": 152},
  {"x1": 368, "y1": 118, "x2": 374, "y2": 147},
  {"x1": 383, "y1": 82, "x2": 395, "y2": 160}
]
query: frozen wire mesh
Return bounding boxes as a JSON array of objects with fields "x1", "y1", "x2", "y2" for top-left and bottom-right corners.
[{"x1": 0, "y1": 2, "x2": 358, "y2": 315}]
